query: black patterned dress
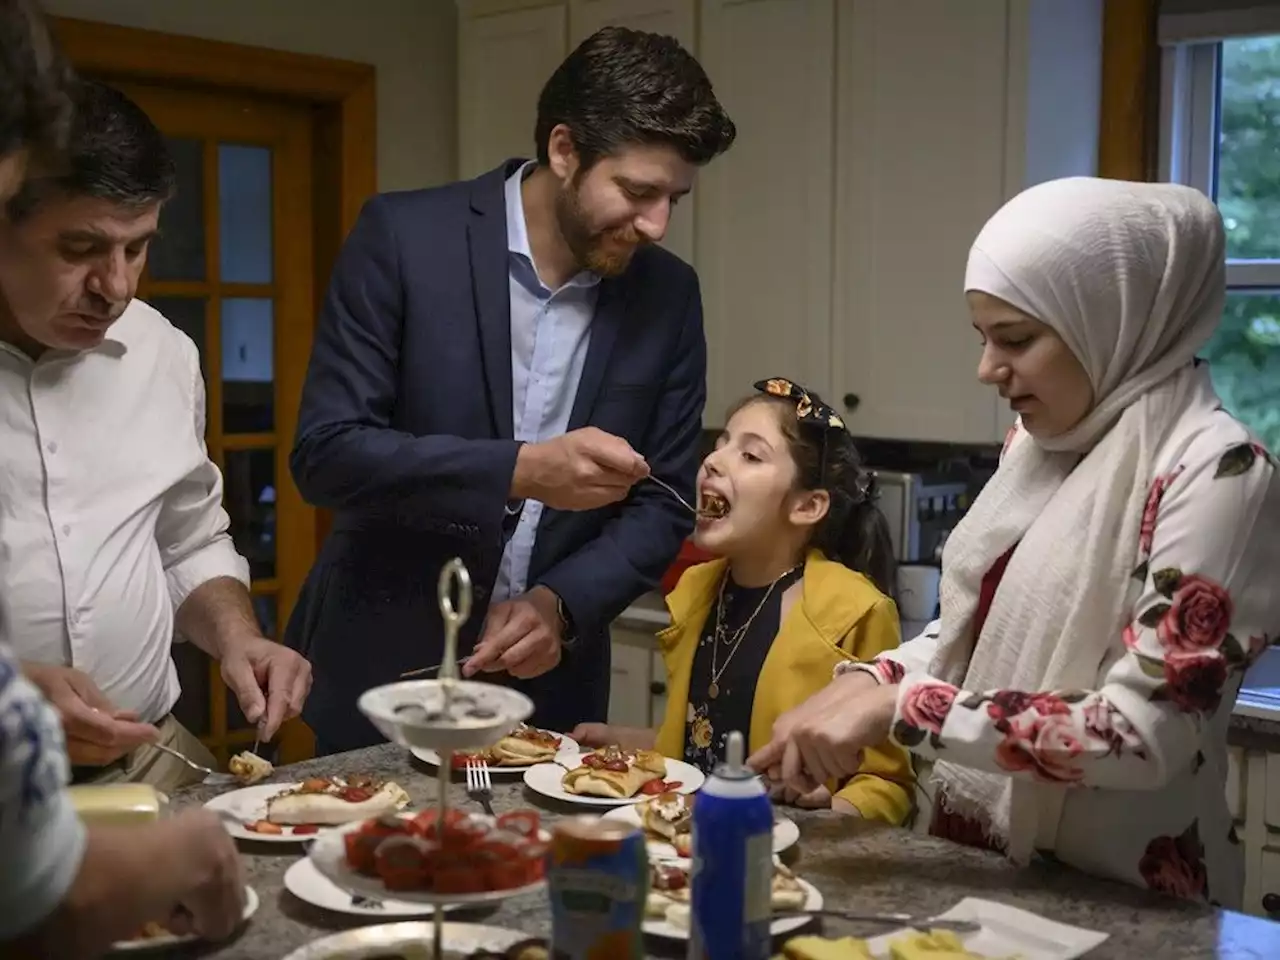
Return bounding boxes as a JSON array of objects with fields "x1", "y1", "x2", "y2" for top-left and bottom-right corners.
[{"x1": 682, "y1": 567, "x2": 803, "y2": 773}]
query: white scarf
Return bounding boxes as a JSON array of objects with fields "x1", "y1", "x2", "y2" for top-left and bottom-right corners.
[{"x1": 929, "y1": 177, "x2": 1227, "y2": 863}]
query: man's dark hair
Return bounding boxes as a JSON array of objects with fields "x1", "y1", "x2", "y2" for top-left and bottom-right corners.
[
  {"x1": 0, "y1": 0, "x2": 76, "y2": 160},
  {"x1": 7, "y1": 78, "x2": 175, "y2": 220},
  {"x1": 534, "y1": 26, "x2": 735, "y2": 169}
]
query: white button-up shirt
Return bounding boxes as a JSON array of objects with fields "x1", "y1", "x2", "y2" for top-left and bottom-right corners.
[{"x1": 0, "y1": 299, "x2": 250, "y2": 723}]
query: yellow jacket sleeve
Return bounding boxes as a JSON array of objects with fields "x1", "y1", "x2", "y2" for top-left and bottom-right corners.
[{"x1": 831, "y1": 598, "x2": 916, "y2": 825}]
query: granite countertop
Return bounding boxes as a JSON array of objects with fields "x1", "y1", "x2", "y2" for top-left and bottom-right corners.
[{"x1": 175, "y1": 743, "x2": 1280, "y2": 959}]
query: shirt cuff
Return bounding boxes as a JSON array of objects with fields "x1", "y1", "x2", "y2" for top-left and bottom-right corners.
[
  {"x1": 0, "y1": 791, "x2": 87, "y2": 938},
  {"x1": 164, "y1": 535, "x2": 251, "y2": 612}
]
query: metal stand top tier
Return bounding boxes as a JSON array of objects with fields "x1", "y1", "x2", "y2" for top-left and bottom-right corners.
[{"x1": 356, "y1": 558, "x2": 535, "y2": 754}]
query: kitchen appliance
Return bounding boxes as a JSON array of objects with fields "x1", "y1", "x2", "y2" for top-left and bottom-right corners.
[{"x1": 870, "y1": 470, "x2": 969, "y2": 565}]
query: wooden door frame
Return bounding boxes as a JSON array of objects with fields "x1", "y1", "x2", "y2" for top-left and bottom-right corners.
[
  {"x1": 52, "y1": 16, "x2": 376, "y2": 761},
  {"x1": 1098, "y1": 0, "x2": 1160, "y2": 181}
]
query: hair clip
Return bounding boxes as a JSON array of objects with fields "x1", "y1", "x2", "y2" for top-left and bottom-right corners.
[{"x1": 755, "y1": 377, "x2": 846, "y2": 430}]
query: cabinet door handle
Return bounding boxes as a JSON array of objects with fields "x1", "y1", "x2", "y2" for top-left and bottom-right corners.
[
  {"x1": 843, "y1": 393, "x2": 861, "y2": 412},
  {"x1": 1264, "y1": 893, "x2": 1280, "y2": 914},
  {"x1": 650, "y1": 681, "x2": 666, "y2": 696}
]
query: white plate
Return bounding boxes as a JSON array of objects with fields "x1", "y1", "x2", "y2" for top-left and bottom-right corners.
[
  {"x1": 411, "y1": 733, "x2": 581, "y2": 775},
  {"x1": 110, "y1": 886, "x2": 259, "y2": 952},
  {"x1": 204, "y1": 781, "x2": 409, "y2": 844},
  {"x1": 284, "y1": 857, "x2": 473, "y2": 918},
  {"x1": 522, "y1": 757, "x2": 705, "y2": 807},
  {"x1": 863, "y1": 897, "x2": 1108, "y2": 959},
  {"x1": 309, "y1": 816, "x2": 548, "y2": 906},
  {"x1": 642, "y1": 874, "x2": 822, "y2": 941},
  {"x1": 280, "y1": 921, "x2": 532, "y2": 960},
  {"x1": 601, "y1": 803, "x2": 799, "y2": 856}
]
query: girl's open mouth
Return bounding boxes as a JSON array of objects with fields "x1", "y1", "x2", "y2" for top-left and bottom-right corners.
[{"x1": 698, "y1": 492, "x2": 730, "y2": 520}]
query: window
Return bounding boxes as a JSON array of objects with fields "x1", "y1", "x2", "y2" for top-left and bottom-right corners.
[{"x1": 1161, "y1": 34, "x2": 1280, "y2": 453}]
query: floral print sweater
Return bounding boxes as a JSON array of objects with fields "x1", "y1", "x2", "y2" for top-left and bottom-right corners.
[{"x1": 863, "y1": 413, "x2": 1280, "y2": 909}]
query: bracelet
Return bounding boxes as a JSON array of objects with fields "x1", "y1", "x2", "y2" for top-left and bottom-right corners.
[{"x1": 832, "y1": 660, "x2": 882, "y2": 683}]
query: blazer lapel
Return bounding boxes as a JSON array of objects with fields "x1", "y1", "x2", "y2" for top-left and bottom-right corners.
[
  {"x1": 567, "y1": 277, "x2": 626, "y2": 430},
  {"x1": 467, "y1": 162, "x2": 521, "y2": 440}
]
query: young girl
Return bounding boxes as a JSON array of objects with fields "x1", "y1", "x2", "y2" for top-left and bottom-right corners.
[{"x1": 573, "y1": 378, "x2": 914, "y2": 823}]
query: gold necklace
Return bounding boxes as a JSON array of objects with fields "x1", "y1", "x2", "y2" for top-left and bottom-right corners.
[{"x1": 707, "y1": 565, "x2": 799, "y2": 699}]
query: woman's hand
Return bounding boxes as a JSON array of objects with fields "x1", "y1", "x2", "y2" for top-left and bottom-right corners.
[
  {"x1": 831, "y1": 797, "x2": 861, "y2": 816},
  {"x1": 749, "y1": 674, "x2": 899, "y2": 794},
  {"x1": 569, "y1": 723, "x2": 656, "y2": 750}
]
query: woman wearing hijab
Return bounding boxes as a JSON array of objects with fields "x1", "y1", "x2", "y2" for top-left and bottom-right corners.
[{"x1": 748, "y1": 177, "x2": 1280, "y2": 907}]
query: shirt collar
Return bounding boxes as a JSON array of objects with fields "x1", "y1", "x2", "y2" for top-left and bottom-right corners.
[{"x1": 504, "y1": 160, "x2": 600, "y2": 292}]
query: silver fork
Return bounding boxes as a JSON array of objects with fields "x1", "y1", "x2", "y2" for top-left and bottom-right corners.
[
  {"x1": 465, "y1": 758, "x2": 495, "y2": 815},
  {"x1": 643, "y1": 475, "x2": 708, "y2": 516},
  {"x1": 148, "y1": 742, "x2": 237, "y2": 786}
]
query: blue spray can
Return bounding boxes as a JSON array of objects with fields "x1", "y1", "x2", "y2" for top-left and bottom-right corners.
[{"x1": 686, "y1": 730, "x2": 774, "y2": 960}]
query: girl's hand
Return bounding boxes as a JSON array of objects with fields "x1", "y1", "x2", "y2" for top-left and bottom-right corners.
[
  {"x1": 831, "y1": 797, "x2": 861, "y2": 816},
  {"x1": 769, "y1": 782, "x2": 833, "y2": 809},
  {"x1": 569, "y1": 723, "x2": 655, "y2": 750}
]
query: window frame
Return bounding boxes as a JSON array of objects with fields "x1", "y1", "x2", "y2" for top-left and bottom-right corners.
[{"x1": 1160, "y1": 37, "x2": 1280, "y2": 289}]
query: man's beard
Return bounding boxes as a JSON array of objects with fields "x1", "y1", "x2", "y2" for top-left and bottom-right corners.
[{"x1": 554, "y1": 181, "x2": 645, "y2": 277}]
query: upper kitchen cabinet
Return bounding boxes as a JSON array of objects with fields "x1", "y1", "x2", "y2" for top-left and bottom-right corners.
[
  {"x1": 830, "y1": 0, "x2": 1101, "y2": 444},
  {"x1": 568, "y1": 0, "x2": 697, "y2": 264},
  {"x1": 696, "y1": 0, "x2": 835, "y2": 426},
  {"x1": 458, "y1": 1, "x2": 568, "y2": 178}
]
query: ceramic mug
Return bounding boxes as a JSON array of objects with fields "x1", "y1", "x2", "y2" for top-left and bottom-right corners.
[{"x1": 897, "y1": 564, "x2": 941, "y2": 622}]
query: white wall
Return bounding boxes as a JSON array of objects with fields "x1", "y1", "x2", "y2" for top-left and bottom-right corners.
[{"x1": 42, "y1": 0, "x2": 459, "y2": 192}]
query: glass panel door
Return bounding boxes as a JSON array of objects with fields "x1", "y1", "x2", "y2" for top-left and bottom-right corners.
[{"x1": 106, "y1": 80, "x2": 316, "y2": 767}]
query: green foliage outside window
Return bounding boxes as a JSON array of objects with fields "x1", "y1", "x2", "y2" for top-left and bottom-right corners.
[{"x1": 1205, "y1": 37, "x2": 1280, "y2": 453}]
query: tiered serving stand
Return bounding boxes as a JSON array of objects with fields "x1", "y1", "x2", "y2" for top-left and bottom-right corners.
[{"x1": 310, "y1": 558, "x2": 537, "y2": 960}]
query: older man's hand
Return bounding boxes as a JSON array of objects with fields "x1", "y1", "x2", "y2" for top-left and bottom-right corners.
[
  {"x1": 219, "y1": 637, "x2": 311, "y2": 741},
  {"x1": 747, "y1": 669, "x2": 895, "y2": 793}
]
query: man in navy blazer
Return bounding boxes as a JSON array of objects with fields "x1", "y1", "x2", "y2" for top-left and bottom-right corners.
[{"x1": 285, "y1": 27, "x2": 736, "y2": 753}]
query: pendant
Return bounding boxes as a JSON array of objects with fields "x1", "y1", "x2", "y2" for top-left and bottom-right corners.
[{"x1": 708, "y1": 681, "x2": 720, "y2": 699}]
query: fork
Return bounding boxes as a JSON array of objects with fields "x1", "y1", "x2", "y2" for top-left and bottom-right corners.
[
  {"x1": 148, "y1": 742, "x2": 237, "y2": 786},
  {"x1": 465, "y1": 758, "x2": 495, "y2": 815},
  {"x1": 643, "y1": 475, "x2": 708, "y2": 516}
]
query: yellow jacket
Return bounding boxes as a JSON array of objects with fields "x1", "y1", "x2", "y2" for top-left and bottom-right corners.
[{"x1": 653, "y1": 550, "x2": 914, "y2": 825}]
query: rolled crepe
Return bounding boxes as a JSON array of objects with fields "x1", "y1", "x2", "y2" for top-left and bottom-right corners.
[
  {"x1": 562, "y1": 749, "x2": 666, "y2": 799},
  {"x1": 266, "y1": 781, "x2": 409, "y2": 826}
]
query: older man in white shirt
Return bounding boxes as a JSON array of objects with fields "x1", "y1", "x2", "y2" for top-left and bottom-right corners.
[{"x1": 0, "y1": 79, "x2": 312, "y2": 792}]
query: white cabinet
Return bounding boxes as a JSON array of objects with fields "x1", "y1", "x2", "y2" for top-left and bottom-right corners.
[
  {"x1": 458, "y1": 2, "x2": 568, "y2": 178},
  {"x1": 696, "y1": 0, "x2": 835, "y2": 425},
  {"x1": 828, "y1": 0, "x2": 1100, "y2": 444},
  {"x1": 608, "y1": 621, "x2": 670, "y2": 729}
]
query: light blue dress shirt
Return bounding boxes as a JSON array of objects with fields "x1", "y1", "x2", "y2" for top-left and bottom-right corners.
[{"x1": 491, "y1": 163, "x2": 601, "y2": 603}]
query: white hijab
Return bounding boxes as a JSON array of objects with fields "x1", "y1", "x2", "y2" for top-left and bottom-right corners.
[{"x1": 929, "y1": 177, "x2": 1226, "y2": 862}]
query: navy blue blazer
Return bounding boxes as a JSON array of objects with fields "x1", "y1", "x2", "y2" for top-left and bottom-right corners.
[{"x1": 284, "y1": 159, "x2": 705, "y2": 752}]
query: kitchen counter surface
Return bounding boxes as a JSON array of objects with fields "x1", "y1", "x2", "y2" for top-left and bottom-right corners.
[{"x1": 179, "y1": 743, "x2": 1280, "y2": 959}]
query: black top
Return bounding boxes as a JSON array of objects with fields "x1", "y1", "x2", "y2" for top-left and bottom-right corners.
[{"x1": 682, "y1": 566, "x2": 804, "y2": 772}]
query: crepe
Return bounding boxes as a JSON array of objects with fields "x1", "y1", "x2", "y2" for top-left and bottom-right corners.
[
  {"x1": 561, "y1": 746, "x2": 666, "y2": 799},
  {"x1": 646, "y1": 860, "x2": 807, "y2": 925},
  {"x1": 638, "y1": 791, "x2": 694, "y2": 848},
  {"x1": 781, "y1": 931, "x2": 986, "y2": 960},
  {"x1": 485, "y1": 725, "x2": 563, "y2": 765},
  {"x1": 265, "y1": 776, "x2": 409, "y2": 826},
  {"x1": 228, "y1": 751, "x2": 273, "y2": 785},
  {"x1": 782, "y1": 937, "x2": 875, "y2": 960}
]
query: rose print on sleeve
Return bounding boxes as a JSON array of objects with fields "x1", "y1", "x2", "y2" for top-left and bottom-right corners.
[
  {"x1": 1133, "y1": 465, "x2": 1185, "y2": 583},
  {"x1": 875, "y1": 658, "x2": 906, "y2": 685},
  {"x1": 993, "y1": 710, "x2": 1085, "y2": 783},
  {"x1": 1151, "y1": 572, "x2": 1233, "y2": 654},
  {"x1": 1139, "y1": 820, "x2": 1208, "y2": 901},
  {"x1": 1128, "y1": 569, "x2": 1247, "y2": 714},
  {"x1": 892, "y1": 680, "x2": 957, "y2": 750}
]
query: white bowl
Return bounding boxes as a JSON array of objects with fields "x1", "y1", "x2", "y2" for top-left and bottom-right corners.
[{"x1": 357, "y1": 679, "x2": 534, "y2": 753}]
